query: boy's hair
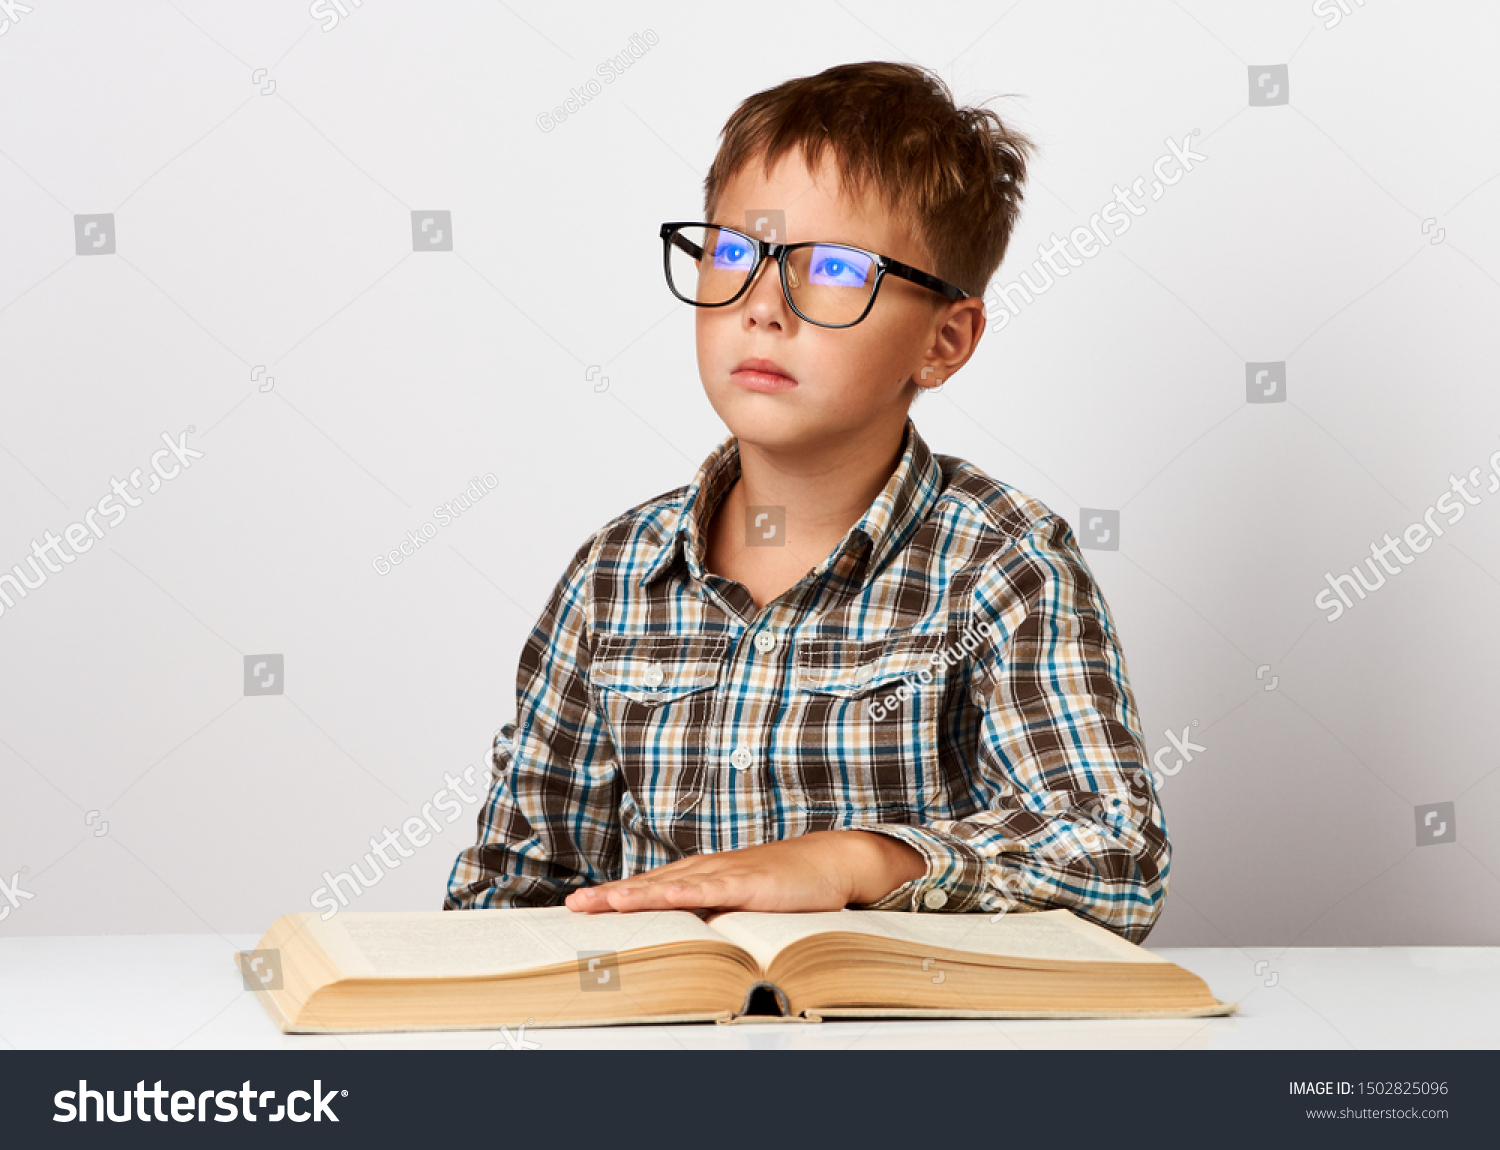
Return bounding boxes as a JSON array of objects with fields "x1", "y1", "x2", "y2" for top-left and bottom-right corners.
[{"x1": 703, "y1": 61, "x2": 1036, "y2": 299}]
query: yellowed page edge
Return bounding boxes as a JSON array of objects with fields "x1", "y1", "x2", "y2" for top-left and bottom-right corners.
[
  {"x1": 274, "y1": 1011, "x2": 736, "y2": 1034},
  {"x1": 806, "y1": 1000, "x2": 1239, "y2": 1021}
]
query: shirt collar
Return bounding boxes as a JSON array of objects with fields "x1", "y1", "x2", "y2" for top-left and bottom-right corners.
[{"x1": 637, "y1": 415, "x2": 944, "y2": 593}]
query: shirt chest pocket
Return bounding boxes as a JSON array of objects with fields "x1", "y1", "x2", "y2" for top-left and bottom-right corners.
[
  {"x1": 590, "y1": 633, "x2": 730, "y2": 805},
  {"x1": 791, "y1": 632, "x2": 950, "y2": 817}
]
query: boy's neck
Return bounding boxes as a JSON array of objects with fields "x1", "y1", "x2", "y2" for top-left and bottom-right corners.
[{"x1": 708, "y1": 416, "x2": 910, "y2": 593}]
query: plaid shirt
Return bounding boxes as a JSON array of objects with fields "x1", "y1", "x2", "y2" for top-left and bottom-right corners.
[{"x1": 445, "y1": 417, "x2": 1169, "y2": 941}]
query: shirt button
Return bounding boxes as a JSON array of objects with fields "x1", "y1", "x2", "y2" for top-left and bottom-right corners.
[
  {"x1": 643, "y1": 662, "x2": 664, "y2": 688},
  {"x1": 922, "y1": 889, "x2": 948, "y2": 910},
  {"x1": 854, "y1": 664, "x2": 874, "y2": 685},
  {"x1": 730, "y1": 745, "x2": 753, "y2": 771},
  {"x1": 753, "y1": 630, "x2": 778, "y2": 654}
]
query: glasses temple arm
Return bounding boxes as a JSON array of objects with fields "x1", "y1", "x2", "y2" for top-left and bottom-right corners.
[
  {"x1": 669, "y1": 231, "x2": 704, "y2": 261},
  {"x1": 883, "y1": 258, "x2": 968, "y2": 301}
]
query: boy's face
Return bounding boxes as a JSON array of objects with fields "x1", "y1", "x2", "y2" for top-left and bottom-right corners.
[{"x1": 697, "y1": 148, "x2": 981, "y2": 454}]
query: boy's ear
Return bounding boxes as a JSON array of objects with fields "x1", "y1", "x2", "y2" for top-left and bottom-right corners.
[{"x1": 915, "y1": 298, "x2": 986, "y2": 392}]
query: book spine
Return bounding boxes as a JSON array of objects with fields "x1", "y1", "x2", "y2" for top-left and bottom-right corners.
[{"x1": 730, "y1": 980, "x2": 790, "y2": 1020}]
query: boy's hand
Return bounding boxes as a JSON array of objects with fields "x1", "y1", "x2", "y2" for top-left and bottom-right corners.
[{"x1": 563, "y1": 830, "x2": 926, "y2": 913}]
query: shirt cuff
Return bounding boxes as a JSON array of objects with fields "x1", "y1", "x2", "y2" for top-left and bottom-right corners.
[{"x1": 850, "y1": 824, "x2": 987, "y2": 912}]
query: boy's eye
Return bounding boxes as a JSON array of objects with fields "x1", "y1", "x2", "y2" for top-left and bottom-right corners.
[
  {"x1": 712, "y1": 238, "x2": 754, "y2": 270},
  {"x1": 808, "y1": 245, "x2": 872, "y2": 288}
]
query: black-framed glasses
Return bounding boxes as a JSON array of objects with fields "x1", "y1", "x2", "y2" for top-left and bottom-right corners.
[{"x1": 659, "y1": 222, "x2": 968, "y2": 329}]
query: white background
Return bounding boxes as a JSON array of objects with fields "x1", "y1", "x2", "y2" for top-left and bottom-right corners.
[{"x1": 1, "y1": 0, "x2": 1497, "y2": 948}]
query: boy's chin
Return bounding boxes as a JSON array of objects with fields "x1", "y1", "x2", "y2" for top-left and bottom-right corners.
[
  {"x1": 708, "y1": 385, "x2": 908, "y2": 454},
  {"x1": 708, "y1": 392, "x2": 820, "y2": 448}
]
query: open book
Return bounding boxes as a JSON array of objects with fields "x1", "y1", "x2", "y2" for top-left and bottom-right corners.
[{"x1": 240, "y1": 907, "x2": 1235, "y2": 1032}]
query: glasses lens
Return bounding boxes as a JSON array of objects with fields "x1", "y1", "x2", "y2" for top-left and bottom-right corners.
[
  {"x1": 666, "y1": 225, "x2": 756, "y2": 305},
  {"x1": 785, "y1": 244, "x2": 875, "y2": 325}
]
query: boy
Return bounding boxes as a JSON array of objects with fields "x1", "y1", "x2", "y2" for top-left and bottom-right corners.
[{"x1": 445, "y1": 62, "x2": 1169, "y2": 942}]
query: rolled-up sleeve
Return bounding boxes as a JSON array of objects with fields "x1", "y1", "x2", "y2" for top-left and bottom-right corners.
[
  {"x1": 856, "y1": 516, "x2": 1170, "y2": 943},
  {"x1": 443, "y1": 533, "x2": 622, "y2": 909}
]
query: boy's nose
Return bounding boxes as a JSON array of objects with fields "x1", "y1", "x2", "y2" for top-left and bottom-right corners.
[{"x1": 742, "y1": 258, "x2": 788, "y2": 328}]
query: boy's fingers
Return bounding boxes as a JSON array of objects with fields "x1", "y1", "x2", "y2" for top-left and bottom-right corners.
[
  {"x1": 674, "y1": 876, "x2": 737, "y2": 907},
  {"x1": 637, "y1": 875, "x2": 743, "y2": 909},
  {"x1": 603, "y1": 883, "x2": 675, "y2": 910},
  {"x1": 564, "y1": 886, "x2": 612, "y2": 912},
  {"x1": 636, "y1": 856, "x2": 699, "y2": 877},
  {"x1": 601, "y1": 874, "x2": 732, "y2": 910},
  {"x1": 570, "y1": 868, "x2": 777, "y2": 912},
  {"x1": 566, "y1": 857, "x2": 737, "y2": 912}
]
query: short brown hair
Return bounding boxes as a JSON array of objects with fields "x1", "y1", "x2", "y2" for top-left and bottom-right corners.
[{"x1": 703, "y1": 61, "x2": 1036, "y2": 298}]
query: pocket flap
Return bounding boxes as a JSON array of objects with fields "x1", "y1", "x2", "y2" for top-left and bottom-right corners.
[
  {"x1": 794, "y1": 633, "x2": 948, "y2": 699},
  {"x1": 592, "y1": 633, "x2": 731, "y2": 704}
]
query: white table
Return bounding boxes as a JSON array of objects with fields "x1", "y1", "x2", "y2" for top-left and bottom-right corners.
[{"x1": 1, "y1": 933, "x2": 1495, "y2": 1049}]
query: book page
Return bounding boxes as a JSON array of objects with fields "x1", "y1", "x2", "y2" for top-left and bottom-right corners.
[
  {"x1": 307, "y1": 908, "x2": 732, "y2": 979},
  {"x1": 707, "y1": 908, "x2": 1164, "y2": 970}
]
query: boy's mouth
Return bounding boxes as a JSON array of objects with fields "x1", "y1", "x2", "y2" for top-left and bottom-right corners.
[{"x1": 731, "y1": 357, "x2": 799, "y2": 393}]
